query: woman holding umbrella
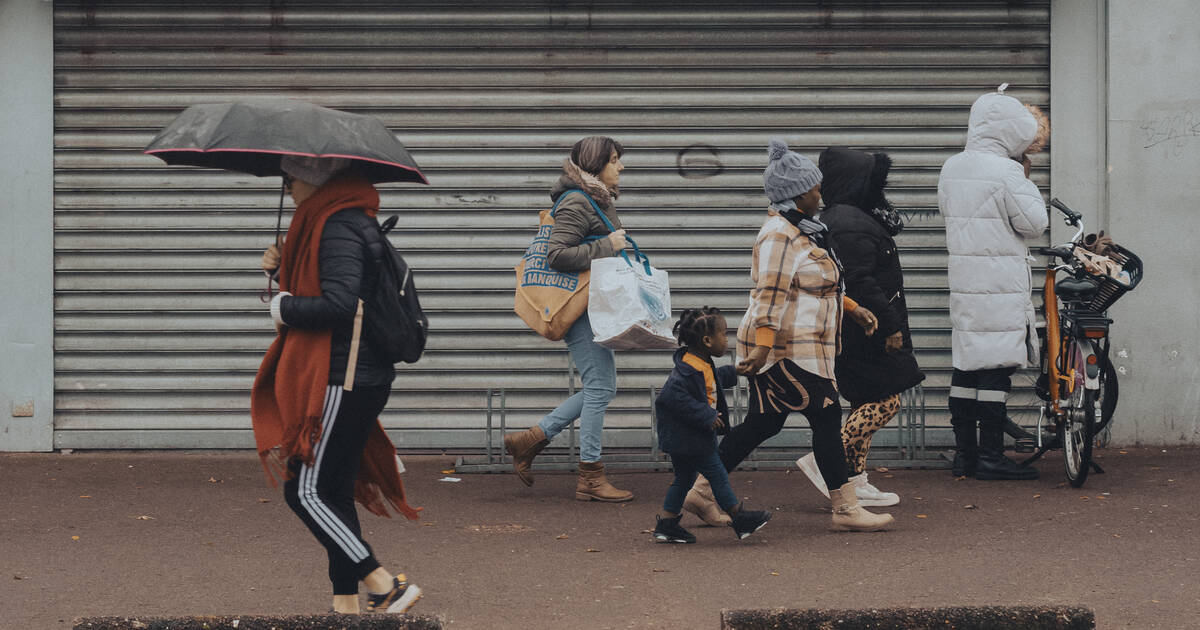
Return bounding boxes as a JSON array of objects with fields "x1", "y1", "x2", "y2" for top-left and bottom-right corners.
[
  {"x1": 146, "y1": 101, "x2": 429, "y2": 615},
  {"x1": 257, "y1": 156, "x2": 423, "y2": 615}
]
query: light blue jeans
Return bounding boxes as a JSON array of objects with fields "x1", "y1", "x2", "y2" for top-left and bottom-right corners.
[{"x1": 537, "y1": 312, "x2": 616, "y2": 463}]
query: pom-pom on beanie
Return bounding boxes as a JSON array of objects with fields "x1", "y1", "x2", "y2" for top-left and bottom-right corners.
[
  {"x1": 280, "y1": 155, "x2": 353, "y2": 188},
  {"x1": 763, "y1": 139, "x2": 822, "y2": 203}
]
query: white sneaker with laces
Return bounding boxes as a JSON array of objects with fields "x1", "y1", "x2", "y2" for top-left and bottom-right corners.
[
  {"x1": 851, "y1": 472, "x2": 900, "y2": 507},
  {"x1": 795, "y1": 453, "x2": 830, "y2": 499}
]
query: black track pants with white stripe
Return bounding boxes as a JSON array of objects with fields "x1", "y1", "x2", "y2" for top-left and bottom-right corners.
[
  {"x1": 948, "y1": 368, "x2": 1016, "y2": 432},
  {"x1": 284, "y1": 384, "x2": 391, "y2": 595}
]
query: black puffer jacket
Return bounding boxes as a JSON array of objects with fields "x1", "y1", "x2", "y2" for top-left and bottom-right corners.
[
  {"x1": 654, "y1": 348, "x2": 736, "y2": 456},
  {"x1": 279, "y1": 208, "x2": 396, "y2": 388},
  {"x1": 819, "y1": 147, "x2": 923, "y2": 406}
]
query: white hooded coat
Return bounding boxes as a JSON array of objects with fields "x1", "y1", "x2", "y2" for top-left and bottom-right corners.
[{"x1": 938, "y1": 92, "x2": 1049, "y2": 371}]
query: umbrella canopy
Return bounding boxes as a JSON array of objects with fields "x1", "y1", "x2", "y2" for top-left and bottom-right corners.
[{"x1": 144, "y1": 100, "x2": 428, "y2": 184}]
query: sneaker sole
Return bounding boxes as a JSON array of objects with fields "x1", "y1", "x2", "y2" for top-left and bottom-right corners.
[
  {"x1": 856, "y1": 495, "x2": 900, "y2": 507},
  {"x1": 384, "y1": 585, "x2": 422, "y2": 614},
  {"x1": 653, "y1": 534, "x2": 695, "y2": 544},
  {"x1": 795, "y1": 456, "x2": 830, "y2": 499}
]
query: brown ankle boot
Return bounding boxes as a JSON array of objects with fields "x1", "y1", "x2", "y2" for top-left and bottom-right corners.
[
  {"x1": 682, "y1": 476, "x2": 732, "y2": 526},
  {"x1": 829, "y1": 481, "x2": 894, "y2": 532},
  {"x1": 503, "y1": 426, "x2": 548, "y2": 487},
  {"x1": 575, "y1": 461, "x2": 634, "y2": 502}
]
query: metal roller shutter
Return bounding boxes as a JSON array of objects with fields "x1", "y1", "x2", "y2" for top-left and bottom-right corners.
[{"x1": 52, "y1": 1, "x2": 1050, "y2": 450}]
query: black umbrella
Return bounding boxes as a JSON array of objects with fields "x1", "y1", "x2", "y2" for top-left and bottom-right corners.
[
  {"x1": 144, "y1": 99, "x2": 428, "y2": 185},
  {"x1": 146, "y1": 100, "x2": 428, "y2": 301}
]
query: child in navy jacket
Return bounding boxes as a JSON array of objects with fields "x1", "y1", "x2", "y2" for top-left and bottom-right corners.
[{"x1": 653, "y1": 307, "x2": 772, "y2": 543}]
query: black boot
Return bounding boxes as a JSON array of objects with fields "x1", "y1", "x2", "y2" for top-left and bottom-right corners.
[
  {"x1": 976, "y1": 425, "x2": 1038, "y2": 481},
  {"x1": 951, "y1": 421, "x2": 977, "y2": 478}
]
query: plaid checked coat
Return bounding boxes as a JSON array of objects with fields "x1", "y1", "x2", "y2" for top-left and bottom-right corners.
[{"x1": 736, "y1": 209, "x2": 844, "y2": 380}]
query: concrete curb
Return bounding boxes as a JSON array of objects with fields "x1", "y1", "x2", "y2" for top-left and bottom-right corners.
[
  {"x1": 74, "y1": 615, "x2": 444, "y2": 630},
  {"x1": 721, "y1": 606, "x2": 1095, "y2": 630}
]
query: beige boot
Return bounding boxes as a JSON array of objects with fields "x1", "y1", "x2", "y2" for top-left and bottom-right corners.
[
  {"x1": 575, "y1": 462, "x2": 634, "y2": 502},
  {"x1": 830, "y1": 481, "x2": 894, "y2": 532},
  {"x1": 682, "y1": 476, "x2": 732, "y2": 526},
  {"x1": 503, "y1": 426, "x2": 548, "y2": 487}
]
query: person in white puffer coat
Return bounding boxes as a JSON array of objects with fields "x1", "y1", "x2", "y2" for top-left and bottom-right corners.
[{"x1": 938, "y1": 88, "x2": 1049, "y2": 481}]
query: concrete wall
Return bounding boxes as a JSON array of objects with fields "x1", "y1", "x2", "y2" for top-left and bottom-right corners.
[
  {"x1": 1103, "y1": 0, "x2": 1200, "y2": 444},
  {"x1": 0, "y1": 0, "x2": 55, "y2": 451}
]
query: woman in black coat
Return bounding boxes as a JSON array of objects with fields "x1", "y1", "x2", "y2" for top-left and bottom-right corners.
[{"x1": 795, "y1": 147, "x2": 924, "y2": 507}]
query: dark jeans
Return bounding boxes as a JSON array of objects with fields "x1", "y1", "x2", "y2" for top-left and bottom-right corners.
[
  {"x1": 719, "y1": 366, "x2": 849, "y2": 490},
  {"x1": 283, "y1": 384, "x2": 391, "y2": 595},
  {"x1": 663, "y1": 450, "x2": 739, "y2": 514}
]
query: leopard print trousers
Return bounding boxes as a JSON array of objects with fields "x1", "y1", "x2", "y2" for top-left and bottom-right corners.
[{"x1": 841, "y1": 394, "x2": 901, "y2": 475}]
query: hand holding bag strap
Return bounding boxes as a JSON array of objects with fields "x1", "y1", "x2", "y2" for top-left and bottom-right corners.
[{"x1": 559, "y1": 189, "x2": 654, "y2": 275}]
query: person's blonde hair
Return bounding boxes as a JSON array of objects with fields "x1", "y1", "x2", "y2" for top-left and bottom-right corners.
[{"x1": 1025, "y1": 104, "x2": 1050, "y2": 154}]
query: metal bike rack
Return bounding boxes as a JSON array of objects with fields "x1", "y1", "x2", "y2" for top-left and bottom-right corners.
[{"x1": 456, "y1": 365, "x2": 948, "y2": 473}]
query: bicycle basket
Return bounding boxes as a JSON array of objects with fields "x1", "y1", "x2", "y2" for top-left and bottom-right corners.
[{"x1": 1083, "y1": 243, "x2": 1142, "y2": 312}]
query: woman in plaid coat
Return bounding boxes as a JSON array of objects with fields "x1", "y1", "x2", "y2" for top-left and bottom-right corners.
[{"x1": 684, "y1": 139, "x2": 893, "y2": 532}]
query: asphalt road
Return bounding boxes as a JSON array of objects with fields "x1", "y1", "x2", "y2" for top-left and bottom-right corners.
[{"x1": 1, "y1": 447, "x2": 1195, "y2": 629}]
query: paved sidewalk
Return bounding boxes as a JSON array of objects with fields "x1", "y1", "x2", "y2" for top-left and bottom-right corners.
[{"x1": 1, "y1": 447, "x2": 1196, "y2": 630}]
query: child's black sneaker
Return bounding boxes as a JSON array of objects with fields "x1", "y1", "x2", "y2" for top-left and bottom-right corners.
[
  {"x1": 729, "y1": 505, "x2": 771, "y2": 540},
  {"x1": 365, "y1": 574, "x2": 422, "y2": 614},
  {"x1": 653, "y1": 515, "x2": 696, "y2": 544}
]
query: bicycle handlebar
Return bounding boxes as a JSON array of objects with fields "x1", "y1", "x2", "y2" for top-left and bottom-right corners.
[{"x1": 1049, "y1": 198, "x2": 1082, "y2": 226}]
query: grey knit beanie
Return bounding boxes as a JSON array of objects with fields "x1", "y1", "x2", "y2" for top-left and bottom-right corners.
[
  {"x1": 280, "y1": 155, "x2": 353, "y2": 187},
  {"x1": 763, "y1": 139, "x2": 822, "y2": 204}
]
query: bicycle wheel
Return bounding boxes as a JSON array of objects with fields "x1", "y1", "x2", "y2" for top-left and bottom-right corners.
[
  {"x1": 1061, "y1": 346, "x2": 1096, "y2": 487},
  {"x1": 1094, "y1": 359, "x2": 1119, "y2": 435}
]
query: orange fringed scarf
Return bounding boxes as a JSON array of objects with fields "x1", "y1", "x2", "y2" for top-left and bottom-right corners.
[{"x1": 250, "y1": 173, "x2": 421, "y2": 520}]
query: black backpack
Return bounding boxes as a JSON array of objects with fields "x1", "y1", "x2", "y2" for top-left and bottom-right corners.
[{"x1": 363, "y1": 215, "x2": 428, "y2": 364}]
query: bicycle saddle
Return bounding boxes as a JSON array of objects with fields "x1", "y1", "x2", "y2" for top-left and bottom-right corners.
[{"x1": 1056, "y1": 276, "x2": 1100, "y2": 302}]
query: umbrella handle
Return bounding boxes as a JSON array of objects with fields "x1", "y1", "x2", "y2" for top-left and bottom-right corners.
[{"x1": 260, "y1": 179, "x2": 287, "y2": 303}]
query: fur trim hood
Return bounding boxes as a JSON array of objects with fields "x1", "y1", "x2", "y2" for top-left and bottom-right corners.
[{"x1": 551, "y1": 158, "x2": 617, "y2": 207}]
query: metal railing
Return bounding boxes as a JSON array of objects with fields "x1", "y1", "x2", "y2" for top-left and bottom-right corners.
[{"x1": 457, "y1": 361, "x2": 947, "y2": 473}]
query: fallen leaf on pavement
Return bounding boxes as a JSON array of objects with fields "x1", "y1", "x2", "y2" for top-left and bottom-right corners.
[
  {"x1": 556, "y1": 533, "x2": 570, "y2": 540},
  {"x1": 963, "y1": 504, "x2": 977, "y2": 509},
  {"x1": 257, "y1": 498, "x2": 271, "y2": 503},
  {"x1": 916, "y1": 514, "x2": 928, "y2": 519},
  {"x1": 71, "y1": 536, "x2": 79, "y2": 541},
  {"x1": 441, "y1": 469, "x2": 456, "y2": 474},
  {"x1": 586, "y1": 548, "x2": 600, "y2": 552},
  {"x1": 79, "y1": 495, "x2": 91, "y2": 499},
  {"x1": 652, "y1": 568, "x2": 668, "y2": 573},
  {"x1": 1113, "y1": 534, "x2": 1121, "y2": 538},
  {"x1": 1033, "y1": 494, "x2": 1042, "y2": 499},
  {"x1": 208, "y1": 477, "x2": 222, "y2": 483},
  {"x1": 770, "y1": 572, "x2": 780, "y2": 576},
  {"x1": 134, "y1": 515, "x2": 154, "y2": 520}
]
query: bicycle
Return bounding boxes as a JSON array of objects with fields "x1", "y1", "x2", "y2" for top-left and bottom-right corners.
[{"x1": 1015, "y1": 199, "x2": 1143, "y2": 487}]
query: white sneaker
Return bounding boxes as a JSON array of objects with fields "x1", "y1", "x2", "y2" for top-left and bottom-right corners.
[
  {"x1": 851, "y1": 472, "x2": 899, "y2": 507},
  {"x1": 796, "y1": 453, "x2": 830, "y2": 499}
]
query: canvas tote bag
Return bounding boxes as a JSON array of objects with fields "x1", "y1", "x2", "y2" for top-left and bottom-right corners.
[{"x1": 514, "y1": 189, "x2": 605, "y2": 341}]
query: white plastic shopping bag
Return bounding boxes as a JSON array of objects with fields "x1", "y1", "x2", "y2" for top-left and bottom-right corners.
[{"x1": 588, "y1": 251, "x2": 676, "y2": 350}]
